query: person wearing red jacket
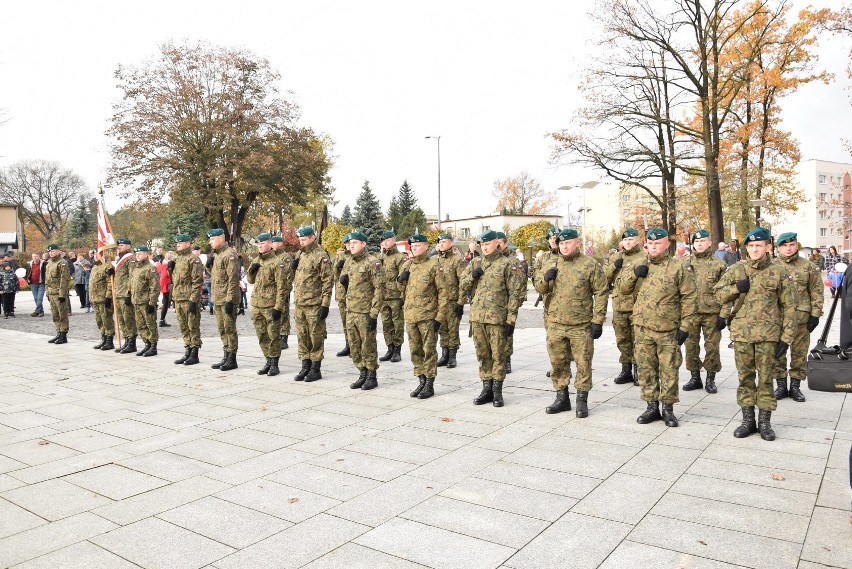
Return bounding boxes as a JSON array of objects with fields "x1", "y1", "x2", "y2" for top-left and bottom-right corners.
[{"x1": 157, "y1": 251, "x2": 175, "y2": 327}]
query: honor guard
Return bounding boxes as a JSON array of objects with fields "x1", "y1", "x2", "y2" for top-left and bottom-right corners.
[
  {"x1": 108, "y1": 238, "x2": 137, "y2": 353},
  {"x1": 89, "y1": 251, "x2": 115, "y2": 351},
  {"x1": 129, "y1": 245, "x2": 160, "y2": 357}
]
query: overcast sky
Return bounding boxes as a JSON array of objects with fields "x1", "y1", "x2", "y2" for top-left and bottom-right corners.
[{"x1": 1, "y1": 0, "x2": 850, "y2": 223}]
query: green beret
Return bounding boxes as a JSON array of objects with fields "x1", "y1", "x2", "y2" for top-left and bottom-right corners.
[
  {"x1": 47, "y1": 243, "x2": 60, "y2": 251},
  {"x1": 271, "y1": 235, "x2": 284, "y2": 243},
  {"x1": 174, "y1": 234, "x2": 191, "y2": 243},
  {"x1": 556, "y1": 228, "x2": 579, "y2": 242},
  {"x1": 342, "y1": 232, "x2": 351, "y2": 243},
  {"x1": 382, "y1": 229, "x2": 396, "y2": 239},
  {"x1": 134, "y1": 245, "x2": 150, "y2": 252},
  {"x1": 479, "y1": 230, "x2": 498, "y2": 243},
  {"x1": 646, "y1": 228, "x2": 668, "y2": 241},
  {"x1": 409, "y1": 233, "x2": 428, "y2": 244},
  {"x1": 691, "y1": 229, "x2": 710, "y2": 243},
  {"x1": 495, "y1": 231, "x2": 507, "y2": 240},
  {"x1": 622, "y1": 228, "x2": 639, "y2": 238},
  {"x1": 206, "y1": 228, "x2": 225, "y2": 238},
  {"x1": 776, "y1": 232, "x2": 797, "y2": 245},
  {"x1": 438, "y1": 233, "x2": 453, "y2": 241},
  {"x1": 255, "y1": 232, "x2": 271, "y2": 242},
  {"x1": 546, "y1": 227, "x2": 559, "y2": 238},
  {"x1": 296, "y1": 226, "x2": 315, "y2": 237},
  {"x1": 117, "y1": 238, "x2": 132, "y2": 245},
  {"x1": 744, "y1": 227, "x2": 771, "y2": 243},
  {"x1": 349, "y1": 231, "x2": 368, "y2": 242}
]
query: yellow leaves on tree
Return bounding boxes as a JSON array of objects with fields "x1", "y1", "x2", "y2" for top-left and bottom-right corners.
[
  {"x1": 492, "y1": 172, "x2": 557, "y2": 215},
  {"x1": 510, "y1": 220, "x2": 555, "y2": 252},
  {"x1": 321, "y1": 223, "x2": 353, "y2": 255}
]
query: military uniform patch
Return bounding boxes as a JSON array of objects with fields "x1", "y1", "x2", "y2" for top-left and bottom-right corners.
[
  {"x1": 687, "y1": 266, "x2": 693, "y2": 272},
  {"x1": 321, "y1": 257, "x2": 328, "y2": 263}
]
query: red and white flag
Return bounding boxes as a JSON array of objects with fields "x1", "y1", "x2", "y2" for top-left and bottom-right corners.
[{"x1": 97, "y1": 195, "x2": 116, "y2": 252}]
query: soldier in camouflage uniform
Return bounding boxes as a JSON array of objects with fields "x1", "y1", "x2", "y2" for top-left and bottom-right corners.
[
  {"x1": 621, "y1": 228, "x2": 696, "y2": 427},
  {"x1": 170, "y1": 234, "x2": 204, "y2": 365},
  {"x1": 248, "y1": 233, "x2": 289, "y2": 377},
  {"x1": 379, "y1": 229, "x2": 406, "y2": 363},
  {"x1": 533, "y1": 227, "x2": 569, "y2": 378},
  {"x1": 107, "y1": 238, "x2": 137, "y2": 353},
  {"x1": 340, "y1": 231, "x2": 385, "y2": 390},
  {"x1": 45, "y1": 243, "x2": 71, "y2": 344},
  {"x1": 458, "y1": 230, "x2": 525, "y2": 407},
  {"x1": 129, "y1": 245, "x2": 160, "y2": 356},
  {"x1": 398, "y1": 233, "x2": 449, "y2": 399},
  {"x1": 497, "y1": 231, "x2": 526, "y2": 373},
  {"x1": 271, "y1": 235, "x2": 295, "y2": 350},
  {"x1": 333, "y1": 234, "x2": 352, "y2": 357},
  {"x1": 604, "y1": 228, "x2": 645, "y2": 385},
  {"x1": 89, "y1": 251, "x2": 115, "y2": 351},
  {"x1": 292, "y1": 226, "x2": 334, "y2": 381},
  {"x1": 772, "y1": 232, "x2": 822, "y2": 402},
  {"x1": 435, "y1": 233, "x2": 464, "y2": 369},
  {"x1": 534, "y1": 228, "x2": 609, "y2": 417},
  {"x1": 207, "y1": 228, "x2": 241, "y2": 371},
  {"x1": 682, "y1": 229, "x2": 728, "y2": 394},
  {"x1": 715, "y1": 227, "x2": 796, "y2": 441}
]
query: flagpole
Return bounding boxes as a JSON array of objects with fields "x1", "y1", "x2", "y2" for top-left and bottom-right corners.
[{"x1": 98, "y1": 185, "x2": 121, "y2": 346}]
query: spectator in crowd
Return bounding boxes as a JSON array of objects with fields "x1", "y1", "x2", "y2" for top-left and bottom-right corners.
[
  {"x1": 87, "y1": 249, "x2": 96, "y2": 266},
  {"x1": 157, "y1": 251, "x2": 175, "y2": 327},
  {"x1": 65, "y1": 250, "x2": 76, "y2": 273},
  {"x1": 238, "y1": 257, "x2": 248, "y2": 315},
  {"x1": 73, "y1": 254, "x2": 89, "y2": 309},
  {"x1": 81, "y1": 260, "x2": 92, "y2": 313},
  {"x1": 1, "y1": 262, "x2": 20, "y2": 318},
  {"x1": 826, "y1": 246, "x2": 846, "y2": 298},
  {"x1": 714, "y1": 242, "x2": 727, "y2": 260},
  {"x1": 2, "y1": 253, "x2": 18, "y2": 272},
  {"x1": 152, "y1": 246, "x2": 165, "y2": 263},
  {"x1": 25, "y1": 253, "x2": 47, "y2": 316},
  {"x1": 810, "y1": 249, "x2": 825, "y2": 271},
  {"x1": 723, "y1": 238, "x2": 741, "y2": 266}
]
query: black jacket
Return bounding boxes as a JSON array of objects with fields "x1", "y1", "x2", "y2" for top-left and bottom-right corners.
[{"x1": 24, "y1": 260, "x2": 48, "y2": 285}]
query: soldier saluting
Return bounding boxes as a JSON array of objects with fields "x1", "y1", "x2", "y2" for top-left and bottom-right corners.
[{"x1": 715, "y1": 227, "x2": 796, "y2": 441}]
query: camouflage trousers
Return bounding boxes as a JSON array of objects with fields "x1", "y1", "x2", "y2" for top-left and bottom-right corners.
[
  {"x1": 337, "y1": 298, "x2": 347, "y2": 344},
  {"x1": 117, "y1": 300, "x2": 136, "y2": 337},
  {"x1": 774, "y1": 315, "x2": 809, "y2": 380},
  {"x1": 734, "y1": 341, "x2": 777, "y2": 411},
  {"x1": 546, "y1": 322, "x2": 593, "y2": 391},
  {"x1": 93, "y1": 301, "x2": 114, "y2": 336},
  {"x1": 685, "y1": 313, "x2": 722, "y2": 372},
  {"x1": 438, "y1": 309, "x2": 461, "y2": 350},
  {"x1": 280, "y1": 298, "x2": 291, "y2": 337},
  {"x1": 252, "y1": 307, "x2": 282, "y2": 358},
  {"x1": 505, "y1": 334, "x2": 514, "y2": 358},
  {"x1": 346, "y1": 312, "x2": 378, "y2": 371},
  {"x1": 408, "y1": 319, "x2": 438, "y2": 378},
  {"x1": 613, "y1": 310, "x2": 635, "y2": 364},
  {"x1": 381, "y1": 298, "x2": 405, "y2": 347},
  {"x1": 295, "y1": 304, "x2": 326, "y2": 361},
  {"x1": 48, "y1": 295, "x2": 69, "y2": 333},
  {"x1": 134, "y1": 304, "x2": 159, "y2": 344},
  {"x1": 214, "y1": 305, "x2": 238, "y2": 352},
  {"x1": 175, "y1": 301, "x2": 202, "y2": 348},
  {"x1": 634, "y1": 325, "x2": 681, "y2": 404},
  {"x1": 471, "y1": 321, "x2": 507, "y2": 381}
]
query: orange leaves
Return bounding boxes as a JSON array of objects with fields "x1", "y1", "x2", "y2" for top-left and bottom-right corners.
[{"x1": 492, "y1": 173, "x2": 557, "y2": 216}]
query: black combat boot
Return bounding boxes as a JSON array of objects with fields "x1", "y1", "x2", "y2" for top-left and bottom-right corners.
[
  {"x1": 336, "y1": 342, "x2": 350, "y2": 357},
  {"x1": 143, "y1": 342, "x2": 157, "y2": 357},
  {"x1": 705, "y1": 371, "x2": 717, "y2": 394},
  {"x1": 446, "y1": 349, "x2": 458, "y2": 368},
  {"x1": 220, "y1": 352, "x2": 238, "y2": 371},
  {"x1": 492, "y1": 380, "x2": 504, "y2": 407},
  {"x1": 390, "y1": 345, "x2": 402, "y2": 363},
  {"x1": 48, "y1": 332, "x2": 61, "y2": 343},
  {"x1": 773, "y1": 378, "x2": 788, "y2": 400},
  {"x1": 351, "y1": 368, "x2": 368, "y2": 389},
  {"x1": 474, "y1": 380, "x2": 494, "y2": 405},
  {"x1": 304, "y1": 360, "x2": 322, "y2": 382},
  {"x1": 362, "y1": 370, "x2": 378, "y2": 390},
  {"x1": 546, "y1": 370, "x2": 551, "y2": 377},
  {"x1": 114, "y1": 336, "x2": 127, "y2": 353},
  {"x1": 418, "y1": 378, "x2": 435, "y2": 399},
  {"x1": 788, "y1": 379, "x2": 806, "y2": 402},
  {"x1": 633, "y1": 363, "x2": 639, "y2": 386},
  {"x1": 54, "y1": 332, "x2": 68, "y2": 345},
  {"x1": 174, "y1": 346, "x2": 191, "y2": 365},
  {"x1": 545, "y1": 388, "x2": 571, "y2": 414},
  {"x1": 683, "y1": 371, "x2": 703, "y2": 391},
  {"x1": 120, "y1": 336, "x2": 137, "y2": 354},
  {"x1": 281, "y1": 336, "x2": 289, "y2": 350},
  {"x1": 758, "y1": 409, "x2": 776, "y2": 441},
  {"x1": 637, "y1": 401, "x2": 662, "y2": 424},
  {"x1": 93, "y1": 335, "x2": 106, "y2": 350},
  {"x1": 437, "y1": 347, "x2": 450, "y2": 367},
  {"x1": 379, "y1": 344, "x2": 394, "y2": 362},
  {"x1": 101, "y1": 336, "x2": 114, "y2": 351},
  {"x1": 505, "y1": 357, "x2": 512, "y2": 374},
  {"x1": 267, "y1": 357, "x2": 280, "y2": 377},
  {"x1": 137, "y1": 342, "x2": 151, "y2": 356},
  {"x1": 159, "y1": 319, "x2": 170, "y2": 327},
  {"x1": 575, "y1": 390, "x2": 589, "y2": 418},
  {"x1": 733, "y1": 406, "x2": 757, "y2": 438},
  {"x1": 294, "y1": 359, "x2": 311, "y2": 381},
  {"x1": 613, "y1": 363, "x2": 633, "y2": 384},
  {"x1": 184, "y1": 347, "x2": 200, "y2": 365},
  {"x1": 661, "y1": 403, "x2": 678, "y2": 427},
  {"x1": 410, "y1": 375, "x2": 427, "y2": 397},
  {"x1": 258, "y1": 358, "x2": 272, "y2": 375},
  {"x1": 211, "y1": 350, "x2": 228, "y2": 369}
]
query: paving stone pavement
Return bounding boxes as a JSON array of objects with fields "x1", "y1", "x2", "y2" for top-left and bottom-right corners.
[{"x1": 0, "y1": 294, "x2": 850, "y2": 568}]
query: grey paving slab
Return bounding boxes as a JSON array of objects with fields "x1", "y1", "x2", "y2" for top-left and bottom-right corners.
[
  {"x1": 43, "y1": 428, "x2": 129, "y2": 453},
  {"x1": 215, "y1": 478, "x2": 340, "y2": 523},
  {"x1": 0, "y1": 454, "x2": 26, "y2": 474},
  {"x1": 1, "y1": 478, "x2": 113, "y2": 521},
  {"x1": 209, "y1": 427, "x2": 299, "y2": 452},
  {"x1": 344, "y1": 436, "x2": 449, "y2": 465},
  {"x1": 10, "y1": 540, "x2": 143, "y2": 569},
  {"x1": 63, "y1": 464, "x2": 169, "y2": 500},
  {"x1": 309, "y1": 449, "x2": 418, "y2": 481},
  {"x1": 687, "y1": 457, "x2": 824, "y2": 494},
  {"x1": 90, "y1": 418, "x2": 174, "y2": 441},
  {"x1": 355, "y1": 517, "x2": 515, "y2": 569},
  {"x1": 0, "y1": 497, "x2": 46, "y2": 539},
  {"x1": 408, "y1": 445, "x2": 506, "y2": 484},
  {"x1": 91, "y1": 516, "x2": 235, "y2": 569},
  {"x1": 441, "y1": 476, "x2": 576, "y2": 522},
  {"x1": 265, "y1": 463, "x2": 381, "y2": 501},
  {"x1": 0, "y1": 437, "x2": 80, "y2": 466},
  {"x1": 407, "y1": 415, "x2": 500, "y2": 438},
  {"x1": 816, "y1": 467, "x2": 852, "y2": 510},
  {"x1": 701, "y1": 442, "x2": 828, "y2": 475},
  {"x1": 800, "y1": 506, "x2": 852, "y2": 569},
  {"x1": 599, "y1": 540, "x2": 747, "y2": 569},
  {"x1": 9, "y1": 448, "x2": 133, "y2": 484},
  {"x1": 165, "y1": 437, "x2": 261, "y2": 467},
  {"x1": 671, "y1": 473, "x2": 817, "y2": 516},
  {"x1": 0, "y1": 411, "x2": 59, "y2": 430},
  {"x1": 378, "y1": 424, "x2": 477, "y2": 451},
  {"x1": 116, "y1": 450, "x2": 218, "y2": 482},
  {"x1": 205, "y1": 447, "x2": 314, "y2": 485},
  {"x1": 328, "y1": 474, "x2": 450, "y2": 527},
  {"x1": 301, "y1": 542, "x2": 429, "y2": 569},
  {"x1": 473, "y1": 460, "x2": 601, "y2": 499},
  {"x1": 0, "y1": 512, "x2": 117, "y2": 568},
  {"x1": 616, "y1": 443, "x2": 702, "y2": 482},
  {"x1": 472, "y1": 423, "x2": 554, "y2": 453},
  {"x1": 132, "y1": 409, "x2": 208, "y2": 430},
  {"x1": 650, "y1": 420, "x2": 726, "y2": 450},
  {"x1": 248, "y1": 416, "x2": 335, "y2": 440},
  {"x1": 571, "y1": 472, "x2": 672, "y2": 524}
]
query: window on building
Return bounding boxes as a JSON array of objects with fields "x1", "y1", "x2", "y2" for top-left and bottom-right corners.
[
  {"x1": 819, "y1": 175, "x2": 827, "y2": 184},
  {"x1": 622, "y1": 195, "x2": 630, "y2": 202},
  {"x1": 459, "y1": 228, "x2": 470, "y2": 239},
  {"x1": 482, "y1": 225, "x2": 489, "y2": 232},
  {"x1": 820, "y1": 228, "x2": 827, "y2": 237},
  {"x1": 819, "y1": 193, "x2": 827, "y2": 202},
  {"x1": 819, "y1": 210, "x2": 827, "y2": 219}
]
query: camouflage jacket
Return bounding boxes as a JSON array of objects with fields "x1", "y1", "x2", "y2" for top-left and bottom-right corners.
[
  {"x1": 621, "y1": 252, "x2": 697, "y2": 333},
  {"x1": 114, "y1": 252, "x2": 134, "y2": 296},
  {"x1": 604, "y1": 245, "x2": 645, "y2": 313},
  {"x1": 686, "y1": 248, "x2": 727, "y2": 314},
  {"x1": 89, "y1": 261, "x2": 112, "y2": 302},
  {"x1": 342, "y1": 249, "x2": 384, "y2": 316},
  {"x1": 129, "y1": 261, "x2": 160, "y2": 306},
  {"x1": 533, "y1": 248, "x2": 609, "y2": 326},
  {"x1": 171, "y1": 249, "x2": 203, "y2": 303},
  {"x1": 397, "y1": 253, "x2": 448, "y2": 323},
  {"x1": 45, "y1": 255, "x2": 71, "y2": 298},
  {"x1": 776, "y1": 253, "x2": 824, "y2": 319},
  {"x1": 273, "y1": 248, "x2": 295, "y2": 298},
  {"x1": 435, "y1": 249, "x2": 465, "y2": 318},
  {"x1": 533, "y1": 249, "x2": 558, "y2": 311},
  {"x1": 210, "y1": 245, "x2": 241, "y2": 305},
  {"x1": 247, "y1": 251, "x2": 288, "y2": 310},
  {"x1": 381, "y1": 247, "x2": 406, "y2": 300},
  {"x1": 503, "y1": 249, "x2": 528, "y2": 304},
  {"x1": 293, "y1": 240, "x2": 333, "y2": 307},
  {"x1": 458, "y1": 249, "x2": 525, "y2": 325},
  {"x1": 714, "y1": 254, "x2": 796, "y2": 343},
  {"x1": 333, "y1": 249, "x2": 351, "y2": 303}
]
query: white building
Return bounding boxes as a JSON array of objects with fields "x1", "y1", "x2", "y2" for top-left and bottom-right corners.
[{"x1": 439, "y1": 214, "x2": 562, "y2": 241}]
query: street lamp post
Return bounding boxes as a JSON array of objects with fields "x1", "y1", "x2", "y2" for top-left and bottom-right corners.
[
  {"x1": 557, "y1": 181, "x2": 600, "y2": 255},
  {"x1": 425, "y1": 136, "x2": 441, "y2": 229}
]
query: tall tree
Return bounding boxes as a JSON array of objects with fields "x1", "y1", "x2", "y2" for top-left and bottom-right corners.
[
  {"x1": 161, "y1": 208, "x2": 206, "y2": 243},
  {"x1": 386, "y1": 180, "x2": 419, "y2": 236},
  {"x1": 352, "y1": 180, "x2": 384, "y2": 252},
  {"x1": 397, "y1": 180, "x2": 418, "y2": 214},
  {"x1": 492, "y1": 172, "x2": 556, "y2": 215},
  {"x1": 339, "y1": 205, "x2": 353, "y2": 226},
  {"x1": 0, "y1": 159, "x2": 89, "y2": 240},
  {"x1": 63, "y1": 195, "x2": 97, "y2": 248}
]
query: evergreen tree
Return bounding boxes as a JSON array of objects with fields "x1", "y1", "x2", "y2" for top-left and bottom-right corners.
[
  {"x1": 399, "y1": 207, "x2": 428, "y2": 239},
  {"x1": 352, "y1": 180, "x2": 385, "y2": 252},
  {"x1": 397, "y1": 179, "x2": 417, "y2": 214},
  {"x1": 387, "y1": 180, "x2": 420, "y2": 238},
  {"x1": 64, "y1": 195, "x2": 96, "y2": 248},
  {"x1": 162, "y1": 208, "x2": 206, "y2": 243},
  {"x1": 339, "y1": 205, "x2": 353, "y2": 226},
  {"x1": 386, "y1": 196, "x2": 402, "y2": 235}
]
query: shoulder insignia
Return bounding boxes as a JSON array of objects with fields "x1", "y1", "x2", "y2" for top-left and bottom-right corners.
[
  {"x1": 229, "y1": 256, "x2": 235, "y2": 261},
  {"x1": 788, "y1": 275, "x2": 794, "y2": 281},
  {"x1": 321, "y1": 257, "x2": 329, "y2": 263},
  {"x1": 375, "y1": 261, "x2": 382, "y2": 267},
  {"x1": 687, "y1": 265, "x2": 693, "y2": 272}
]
